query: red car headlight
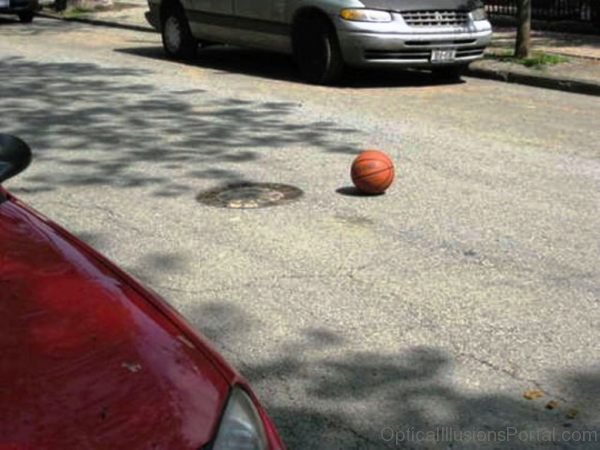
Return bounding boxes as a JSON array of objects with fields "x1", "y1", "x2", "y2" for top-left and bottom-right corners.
[{"x1": 211, "y1": 387, "x2": 269, "y2": 450}]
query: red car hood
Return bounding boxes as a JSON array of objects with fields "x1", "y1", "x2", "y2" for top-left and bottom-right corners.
[{"x1": 0, "y1": 196, "x2": 231, "y2": 449}]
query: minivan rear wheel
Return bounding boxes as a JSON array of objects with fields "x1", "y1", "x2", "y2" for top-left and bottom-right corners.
[
  {"x1": 161, "y1": 5, "x2": 197, "y2": 60},
  {"x1": 292, "y1": 16, "x2": 344, "y2": 85}
]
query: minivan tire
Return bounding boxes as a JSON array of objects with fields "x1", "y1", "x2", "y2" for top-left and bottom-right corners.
[
  {"x1": 161, "y1": 5, "x2": 197, "y2": 60},
  {"x1": 292, "y1": 16, "x2": 344, "y2": 85},
  {"x1": 18, "y1": 11, "x2": 34, "y2": 23}
]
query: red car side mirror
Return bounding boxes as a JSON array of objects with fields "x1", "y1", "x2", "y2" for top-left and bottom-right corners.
[{"x1": 0, "y1": 134, "x2": 32, "y2": 184}]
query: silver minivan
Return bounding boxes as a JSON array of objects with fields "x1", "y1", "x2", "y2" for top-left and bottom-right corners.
[{"x1": 145, "y1": 0, "x2": 492, "y2": 84}]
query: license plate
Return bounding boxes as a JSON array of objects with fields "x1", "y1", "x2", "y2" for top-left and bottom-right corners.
[
  {"x1": 0, "y1": 0, "x2": 9, "y2": 8},
  {"x1": 431, "y1": 48, "x2": 457, "y2": 63}
]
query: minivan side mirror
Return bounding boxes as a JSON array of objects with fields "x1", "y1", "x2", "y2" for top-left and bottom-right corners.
[{"x1": 0, "y1": 134, "x2": 32, "y2": 184}]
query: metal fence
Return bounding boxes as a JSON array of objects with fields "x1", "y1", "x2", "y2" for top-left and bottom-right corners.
[{"x1": 486, "y1": 0, "x2": 600, "y2": 22}]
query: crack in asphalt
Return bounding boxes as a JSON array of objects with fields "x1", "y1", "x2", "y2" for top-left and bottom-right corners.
[
  {"x1": 43, "y1": 198, "x2": 146, "y2": 236},
  {"x1": 456, "y1": 352, "x2": 568, "y2": 404}
]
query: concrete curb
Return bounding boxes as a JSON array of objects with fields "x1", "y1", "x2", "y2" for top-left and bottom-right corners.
[
  {"x1": 466, "y1": 66, "x2": 600, "y2": 97},
  {"x1": 37, "y1": 10, "x2": 156, "y2": 33}
]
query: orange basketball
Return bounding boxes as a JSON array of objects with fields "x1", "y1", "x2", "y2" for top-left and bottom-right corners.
[{"x1": 351, "y1": 150, "x2": 395, "y2": 194}]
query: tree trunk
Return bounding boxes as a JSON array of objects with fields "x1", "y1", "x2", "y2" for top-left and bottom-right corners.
[{"x1": 515, "y1": 0, "x2": 532, "y2": 58}]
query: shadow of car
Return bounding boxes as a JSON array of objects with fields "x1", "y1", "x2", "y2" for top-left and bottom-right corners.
[{"x1": 115, "y1": 45, "x2": 466, "y2": 89}]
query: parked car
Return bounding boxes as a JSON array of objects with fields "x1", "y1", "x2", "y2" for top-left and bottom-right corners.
[
  {"x1": 145, "y1": 0, "x2": 492, "y2": 84},
  {"x1": 0, "y1": 134, "x2": 285, "y2": 450},
  {"x1": 0, "y1": 0, "x2": 38, "y2": 22}
]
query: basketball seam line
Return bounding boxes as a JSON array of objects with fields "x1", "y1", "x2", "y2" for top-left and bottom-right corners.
[{"x1": 352, "y1": 167, "x2": 394, "y2": 182}]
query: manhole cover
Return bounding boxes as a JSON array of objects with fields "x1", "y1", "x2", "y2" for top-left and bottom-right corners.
[{"x1": 196, "y1": 182, "x2": 303, "y2": 209}]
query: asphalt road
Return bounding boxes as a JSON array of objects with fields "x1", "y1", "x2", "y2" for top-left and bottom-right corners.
[{"x1": 1, "y1": 17, "x2": 599, "y2": 450}]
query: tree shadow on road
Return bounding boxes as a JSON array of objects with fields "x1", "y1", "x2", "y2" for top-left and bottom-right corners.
[
  {"x1": 186, "y1": 300, "x2": 600, "y2": 450},
  {"x1": 0, "y1": 55, "x2": 359, "y2": 197}
]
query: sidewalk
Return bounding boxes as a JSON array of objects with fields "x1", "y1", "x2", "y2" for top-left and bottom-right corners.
[
  {"x1": 39, "y1": 3, "x2": 600, "y2": 96},
  {"x1": 469, "y1": 27, "x2": 600, "y2": 95}
]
